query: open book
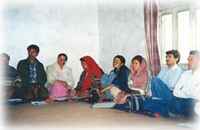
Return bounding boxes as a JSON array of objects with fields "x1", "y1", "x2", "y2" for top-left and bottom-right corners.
[
  {"x1": 91, "y1": 102, "x2": 116, "y2": 108},
  {"x1": 50, "y1": 96, "x2": 87, "y2": 101}
]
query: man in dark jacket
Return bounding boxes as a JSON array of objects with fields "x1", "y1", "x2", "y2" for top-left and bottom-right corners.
[{"x1": 17, "y1": 44, "x2": 48, "y2": 100}]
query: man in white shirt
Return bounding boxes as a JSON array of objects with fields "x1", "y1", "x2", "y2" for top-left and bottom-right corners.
[
  {"x1": 143, "y1": 50, "x2": 199, "y2": 118},
  {"x1": 151, "y1": 50, "x2": 182, "y2": 100},
  {"x1": 169, "y1": 50, "x2": 200, "y2": 118}
]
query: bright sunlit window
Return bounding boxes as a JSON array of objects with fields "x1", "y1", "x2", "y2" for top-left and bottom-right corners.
[
  {"x1": 197, "y1": 10, "x2": 200, "y2": 50},
  {"x1": 161, "y1": 14, "x2": 172, "y2": 63},
  {"x1": 177, "y1": 11, "x2": 189, "y2": 63},
  {"x1": 160, "y1": 4, "x2": 199, "y2": 67}
]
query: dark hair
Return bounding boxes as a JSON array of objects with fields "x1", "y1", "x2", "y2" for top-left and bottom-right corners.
[
  {"x1": 114, "y1": 55, "x2": 126, "y2": 64},
  {"x1": 166, "y1": 50, "x2": 181, "y2": 64},
  {"x1": 0, "y1": 53, "x2": 10, "y2": 61},
  {"x1": 190, "y1": 50, "x2": 200, "y2": 61},
  {"x1": 80, "y1": 58, "x2": 85, "y2": 62},
  {"x1": 132, "y1": 55, "x2": 142, "y2": 64},
  {"x1": 58, "y1": 53, "x2": 68, "y2": 61},
  {"x1": 27, "y1": 44, "x2": 40, "y2": 53}
]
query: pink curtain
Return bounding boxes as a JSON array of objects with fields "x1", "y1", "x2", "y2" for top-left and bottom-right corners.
[{"x1": 144, "y1": 0, "x2": 161, "y2": 76}]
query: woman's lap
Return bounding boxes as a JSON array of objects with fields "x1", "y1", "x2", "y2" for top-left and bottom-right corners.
[{"x1": 49, "y1": 82, "x2": 69, "y2": 98}]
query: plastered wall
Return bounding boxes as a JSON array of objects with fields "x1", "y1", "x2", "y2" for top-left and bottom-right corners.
[{"x1": 1, "y1": 0, "x2": 146, "y2": 87}]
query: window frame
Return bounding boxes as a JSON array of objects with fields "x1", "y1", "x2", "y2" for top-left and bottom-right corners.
[{"x1": 159, "y1": 4, "x2": 199, "y2": 70}]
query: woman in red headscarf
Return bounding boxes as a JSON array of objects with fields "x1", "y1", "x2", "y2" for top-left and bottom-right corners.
[{"x1": 73, "y1": 56, "x2": 104, "y2": 97}]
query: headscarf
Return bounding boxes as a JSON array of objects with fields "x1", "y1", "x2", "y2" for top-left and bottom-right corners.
[
  {"x1": 81, "y1": 56, "x2": 103, "y2": 92},
  {"x1": 130, "y1": 56, "x2": 148, "y2": 90}
]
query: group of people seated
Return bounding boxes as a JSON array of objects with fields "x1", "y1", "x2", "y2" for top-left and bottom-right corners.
[{"x1": 0, "y1": 44, "x2": 200, "y2": 119}]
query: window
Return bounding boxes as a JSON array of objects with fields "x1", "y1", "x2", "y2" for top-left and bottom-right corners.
[
  {"x1": 160, "y1": 4, "x2": 199, "y2": 67},
  {"x1": 177, "y1": 11, "x2": 189, "y2": 63},
  {"x1": 197, "y1": 9, "x2": 200, "y2": 50},
  {"x1": 161, "y1": 14, "x2": 172, "y2": 63}
]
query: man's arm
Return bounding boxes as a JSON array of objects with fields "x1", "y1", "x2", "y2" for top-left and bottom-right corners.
[
  {"x1": 173, "y1": 73, "x2": 186, "y2": 98},
  {"x1": 156, "y1": 67, "x2": 164, "y2": 78},
  {"x1": 167, "y1": 68, "x2": 182, "y2": 90},
  {"x1": 17, "y1": 60, "x2": 30, "y2": 88},
  {"x1": 192, "y1": 84, "x2": 200, "y2": 100},
  {"x1": 37, "y1": 63, "x2": 47, "y2": 87}
]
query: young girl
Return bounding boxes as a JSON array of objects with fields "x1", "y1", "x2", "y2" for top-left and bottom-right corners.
[
  {"x1": 128, "y1": 55, "x2": 148, "y2": 90},
  {"x1": 115, "y1": 55, "x2": 148, "y2": 104},
  {"x1": 100, "y1": 55, "x2": 130, "y2": 100}
]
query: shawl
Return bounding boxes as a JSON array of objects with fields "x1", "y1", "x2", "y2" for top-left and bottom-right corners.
[
  {"x1": 130, "y1": 57, "x2": 148, "y2": 90},
  {"x1": 46, "y1": 62, "x2": 74, "y2": 89},
  {"x1": 112, "y1": 65, "x2": 130, "y2": 91},
  {"x1": 81, "y1": 56, "x2": 103, "y2": 92}
]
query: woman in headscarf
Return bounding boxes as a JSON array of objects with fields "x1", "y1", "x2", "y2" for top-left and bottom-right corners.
[
  {"x1": 127, "y1": 55, "x2": 148, "y2": 91},
  {"x1": 73, "y1": 56, "x2": 104, "y2": 97},
  {"x1": 114, "y1": 55, "x2": 149, "y2": 104},
  {"x1": 46, "y1": 53, "x2": 74, "y2": 98},
  {"x1": 100, "y1": 55, "x2": 130, "y2": 100}
]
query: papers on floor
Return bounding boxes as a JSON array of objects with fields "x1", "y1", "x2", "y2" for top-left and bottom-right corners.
[
  {"x1": 8, "y1": 98, "x2": 23, "y2": 103},
  {"x1": 91, "y1": 102, "x2": 116, "y2": 108},
  {"x1": 194, "y1": 102, "x2": 200, "y2": 115},
  {"x1": 31, "y1": 101, "x2": 47, "y2": 105},
  {"x1": 7, "y1": 98, "x2": 23, "y2": 106},
  {"x1": 50, "y1": 96, "x2": 87, "y2": 101},
  {"x1": 71, "y1": 96, "x2": 87, "y2": 100},
  {"x1": 177, "y1": 121, "x2": 198, "y2": 128},
  {"x1": 51, "y1": 97, "x2": 71, "y2": 101}
]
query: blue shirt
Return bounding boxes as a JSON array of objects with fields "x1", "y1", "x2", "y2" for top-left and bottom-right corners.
[
  {"x1": 109, "y1": 69, "x2": 118, "y2": 87},
  {"x1": 29, "y1": 61, "x2": 37, "y2": 83},
  {"x1": 157, "y1": 64, "x2": 182, "y2": 90}
]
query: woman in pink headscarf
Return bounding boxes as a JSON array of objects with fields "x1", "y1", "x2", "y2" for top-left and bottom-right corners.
[
  {"x1": 113, "y1": 55, "x2": 148, "y2": 104},
  {"x1": 128, "y1": 55, "x2": 148, "y2": 90}
]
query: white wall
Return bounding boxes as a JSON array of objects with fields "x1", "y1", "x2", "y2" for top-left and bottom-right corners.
[
  {"x1": 1, "y1": 0, "x2": 146, "y2": 87},
  {"x1": 98, "y1": 1, "x2": 146, "y2": 74},
  {"x1": 1, "y1": 0, "x2": 99, "y2": 86}
]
